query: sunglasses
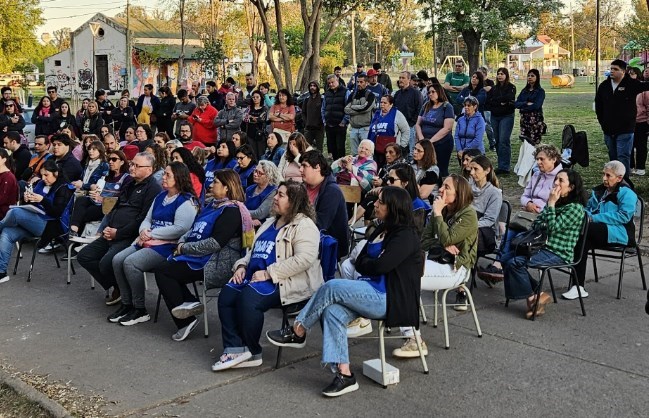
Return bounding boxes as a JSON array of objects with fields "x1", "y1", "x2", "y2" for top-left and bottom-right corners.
[
  {"x1": 6, "y1": 104, "x2": 13, "y2": 107},
  {"x1": 47, "y1": 91, "x2": 56, "y2": 94},
  {"x1": 386, "y1": 177, "x2": 399, "y2": 184},
  {"x1": 108, "y1": 157, "x2": 122, "y2": 162}
]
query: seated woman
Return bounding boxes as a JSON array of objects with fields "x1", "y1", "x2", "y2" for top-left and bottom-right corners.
[
  {"x1": 332, "y1": 139, "x2": 377, "y2": 193},
  {"x1": 0, "y1": 149, "x2": 18, "y2": 220},
  {"x1": 478, "y1": 144, "x2": 562, "y2": 283},
  {"x1": 204, "y1": 140, "x2": 237, "y2": 191},
  {"x1": 261, "y1": 131, "x2": 286, "y2": 167},
  {"x1": 371, "y1": 142, "x2": 407, "y2": 188},
  {"x1": 565, "y1": 161, "x2": 636, "y2": 300},
  {"x1": 153, "y1": 170, "x2": 253, "y2": 341},
  {"x1": 503, "y1": 169, "x2": 586, "y2": 319},
  {"x1": 69, "y1": 150, "x2": 131, "y2": 237},
  {"x1": 460, "y1": 148, "x2": 482, "y2": 179},
  {"x1": 277, "y1": 132, "x2": 312, "y2": 183},
  {"x1": 393, "y1": 174, "x2": 477, "y2": 358},
  {"x1": 469, "y1": 155, "x2": 502, "y2": 256},
  {"x1": 108, "y1": 162, "x2": 198, "y2": 325},
  {"x1": 171, "y1": 147, "x2": 206, "y2": 197},
  {"x1": 0, "y1": 160, "x2": 74, "y2": 282},
  {"x1": 245, "y1": 160, "x2": 283, "y2": 226},
  {"x1": 266, "y1": 186, "x2": 422, "y2": 396},
  {"x1": 234, "y1": 144, "x2": 258, "y2": 189},
  {"x1": 71, "y1": 140, "x2": 109, "y2": 193},
  {"x1": 212, "y1": 180, "x2": 322, "y2": 371},
  {"x1": 144, "y1": 143, "x2": 167, "y2": 186},
  {"x1": 411, "y1": 140, "x2": 440, "y2": 200}
]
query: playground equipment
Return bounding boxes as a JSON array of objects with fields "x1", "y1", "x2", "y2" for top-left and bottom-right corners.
[{"x1": 551, "y1": 74, "x2": 575, "y2": 88}]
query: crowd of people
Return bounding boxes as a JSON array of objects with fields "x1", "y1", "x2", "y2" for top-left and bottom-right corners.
[{"x1": 0, "y1": 58, "x2": 647, "y2": 397}]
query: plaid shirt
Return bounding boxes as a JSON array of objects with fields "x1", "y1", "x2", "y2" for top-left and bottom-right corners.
[{"x1": 534, "y1": 202, "x2": 584, "y2": 262}]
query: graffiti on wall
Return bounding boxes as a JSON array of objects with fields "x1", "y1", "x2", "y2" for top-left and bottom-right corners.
[
  {"x1": 165, "y1": 61, "x2": 205, "y2": 93},
  {"x1": 131, "y1": 49, "x2": 160, "y2": 96},
  {"x1": 45, "y1": 70, "x2": 73, "y2": 98},
  {"x1": 78, "y1": 68, "x2": 93, "y2": 91}
]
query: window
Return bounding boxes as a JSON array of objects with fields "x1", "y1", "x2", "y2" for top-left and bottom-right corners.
[{"x1": 55, "y1": 60, "x2": 61, "y2": 66}]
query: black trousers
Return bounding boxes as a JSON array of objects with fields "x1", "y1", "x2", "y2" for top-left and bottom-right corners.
[
  {"x1": 574, "y1": 222, "x2": 609, "y2": 287},
  {"x1": 77, "y1": 237, "x2": 131, "y2": 291},
  {"x1": 325, "y1": 125, "x2": 348, "y2": 160},
  {"x1": 154, "y1": 260, "x2": 205, "y2": 329},
  {"x1": 304, "y1": 127, "x2": 325, "y2": 151},
  {"x1": 70, "y1": 196, "x2": 103, "y2": 231}
]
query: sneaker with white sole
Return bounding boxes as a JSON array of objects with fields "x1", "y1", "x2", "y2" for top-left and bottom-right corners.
[
  {"x1": 171, "y1": 301, "x2": 204, "y2": 319},
  {"x1": 454, "y1": 292, "x2": 468, "y2": 312},
  {"x1": 346, "y1": 317, "x2": 373, "y2": 338},
  {"x1": 322, "y1": 372, "x2": 359, "y2": 397},
  {"x1": 0, "y1": 272, "x2": 9, "y2": 284},
  {"x1": 172, "y1": 318, "x2": 199, "y2": 341},
  {"x1": 211, "y1": 351, "x2": 252, "y2": 371},
  {"x1": 392, "y1": 338, "x2": 428, "y2": 358},
  {"x1": 561, "y1": 285, "x2": 589, "y2": 300},
  {"x1": 38, "y1": 242, "x2": 61, "y2": 254},
  {"x1": 635, "y1": 169, "x2": 646, "y2": 176},
  {"x1": 118, "y1": 308, "x2": 151, "y2": 326},
  {"x1": 231, "y1": 353, "x2": 263, "y2": 368}
]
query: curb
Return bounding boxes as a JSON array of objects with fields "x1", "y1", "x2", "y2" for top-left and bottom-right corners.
[{"x1": 0, "y1": 369, "x2": 71, "y2": 418}]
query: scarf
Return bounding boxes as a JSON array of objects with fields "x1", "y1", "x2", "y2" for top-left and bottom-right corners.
[{"x1": 209, "y1": 198, "x2": 255, "y2": 249}]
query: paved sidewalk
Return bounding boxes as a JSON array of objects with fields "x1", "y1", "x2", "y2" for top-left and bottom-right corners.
[{"x1": 0, "y1": 245, "x2": 648, "y2": 417}]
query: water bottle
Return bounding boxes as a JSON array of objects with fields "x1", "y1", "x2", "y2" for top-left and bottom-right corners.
[{"x1": 95, "y1": 176, "x2": 106, "y2": 194}]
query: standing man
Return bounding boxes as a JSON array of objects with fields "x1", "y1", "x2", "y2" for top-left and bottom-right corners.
[
  {"x1": 214, "y1": 92, "x2": 243, "y2": 142},
  {"x1": 300, "y1": 150, "x2": 349, "y2": 259},
  {"x1": 206, "y1": 81, "x2": 225, "y2": 111},
  {"x1": 135, "y1": 84, "x2": 160, "y2": 130},
  {"x1": 366, "y1": 69, "x2": 389, "y2": 102},
  {"x1": 344, "y1": 74, "x2": 376, "y2": 155},
  {"x1": 479, "y1": 66, "x2": 496, "y2": 151},
  {"x1": 322, "y1": 74, "x2": 350, "y2": 160},
  {"x1": 347, "y1": 64, "x2": 366, "y2": 92},
  {"x1": 443, "y1": 60, "x2": 470, "y2": 117},
  {"x1": 77, "y1": 152, "x2": 162, "y2": 308},
  {"x1": 1, "y1": 87, "x2": 22, "y2": 114},
  {"x1": 95, "y1": 89, "x2": 115, "y2": 121},
  {"x1": 47, "y1": 86, "x2": 64, "y2": 114},
  {"x1": 393, "y1": 71, "x2": 422, "y2": 158},
  {"x1": 189, "y1": 81, "x2": 202, "y2": 103},
  {"x1": 416, "y1": 70, "x2": 430, "y2": 101},
  {"x1": 595, "y1": 59, "x2": 649, "y2": 179},
  {"x1": 171, "y1": 89, "x2": 196, "y2": 138},
  {"x1": 373, "y1": 63, "x2": 393, "y2": 93},
  {"x1": 302, "y1": 81, "x2": 325, "y2": 150},
  {"x1": 334, "y1": 66, "x2": 346, "y2": 87},
  {"x1": 237, "y1": 73, "x2": 257, "y2": 108}
]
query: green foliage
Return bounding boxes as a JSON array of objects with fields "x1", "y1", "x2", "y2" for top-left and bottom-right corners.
[
  {"x1": 0, "y1": 0, "x2": 44, "y2": 73},
  {"x1": 194, "y1": 40, "x2": 226, "y2": 76},
  {"x1": 622, "y1": 0, "x2": 649, "y2": 50}
]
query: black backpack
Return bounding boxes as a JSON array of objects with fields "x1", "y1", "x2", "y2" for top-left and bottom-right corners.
[{"x1": 561, "y1": 124, "x2": 590, "y2": 168}]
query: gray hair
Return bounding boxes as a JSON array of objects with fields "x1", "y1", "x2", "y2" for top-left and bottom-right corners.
[
  {"x1": 359, "y1": 139, "x2": 375, "y2": 155},
  {"x1": 257, "y1": 160, "x2": 283, "y2": 186},
  {"x1": 136, "y1": 151, "x2": 155, "y2": 167},
  {"x1": 401, "y1": 71, "x2": 412, "y2": 79},
  {"x1": 326, "y1": 74, "x2": 337, "y2": 81},
  {"x1": 603, "y1": 160, "x2": 626, "y2": 177},
  {"x1": 196, "y1": 96, "x2": 209, "y2": 105},
  {"x1": 226, "y1": 92, "x2": 237, "y2": 99}
]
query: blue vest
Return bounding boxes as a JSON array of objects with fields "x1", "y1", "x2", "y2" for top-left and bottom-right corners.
[
  {"x1": 245, "y1": 184, "x2": 276, "y2": 212},
  {"x1": 236, "y1": 164, "x2": 256, "y2": 188},
  {"x1": 32, "y1": 180, "x2": 73, "y2": 221},
  {"x1": 145, "y1": 192, "x2": 193, "y2": 257},
  {"x1": 368, "y1": 108, "x2": 397, "y2": 144},
  {"x1": 204, "y1": 158, "x2": 237, "y2": 191},
  {"x1": 357, "y1": 241, "x2": 386, "y2": 293},
  {"x1": 171, "y1": 203, "x2": 228, "y2": 270}
]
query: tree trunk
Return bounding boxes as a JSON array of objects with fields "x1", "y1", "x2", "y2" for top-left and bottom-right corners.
[
  {"x1": 273, "y1": 0, "x2": 293, "y2": 91},
  {"x1": 250, "y1": 0, "x2": 284, "y2": 89},
  {"x1": 178, "y1": 0, "x2": 186, "y2": 87},
  {"x1": 295, "y1": 0, "x2": 321, "y2": 91},
  {"x1": 244, "y1": 1, "x2": 260, "y2": 76},
  {"x1": 461, "y1": 29, "x2": 481, "y2": 73}
]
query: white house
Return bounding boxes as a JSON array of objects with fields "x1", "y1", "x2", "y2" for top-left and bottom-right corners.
[
  {"x1": 507, "y1": 35, "x2": 570, "y2": 74},
  {"x1": 44, "y1": 13, "x2": 205, "y2": 99}
]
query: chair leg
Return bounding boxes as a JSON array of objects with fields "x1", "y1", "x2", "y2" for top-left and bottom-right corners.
[
  {"x1": 202, "y1": 285, "x2": 209, "y2": 338},
  {"x1": 412, "y1": 326, "x2": 428, "y2": 374},
  {"x1": 505, "y1": 298, "x2": 509, "y2": 307},
  {"x1": 638, "y1": 249, "x2": 647, "y2": 290},
  {"x1": 154, "y1": 292, "x2": 162, "y2": 323},
  {"x1": 573, "y1": 268, "x2": 586, "y2": 316},
  {"x1": 441, "y1": 288, "x2": 451, "y2": 349},
  {"x1": 591, "y1": 249, "x2": 599, "y2": 282},
  {"x1": 433, "y1": 290, "x2": 439, "y2": 328},
  {"x1": 461, "y1": 284, "x2": 482, "y2": 338},
  {"x1": 547, "y1": 270, "x2": 557, "y2": 303},
  {"x1": 379, "y1": 321, "x2": 387, "y2": 388},
  {"x1": 530, "y1": 270, "x2": 546, "y2": 321},
  {"x1": 13, "y1": 241, "x2": 22, "y2": 275},
  {"x1": 27, "y1": 243, "x2": 38, "y2": 282},
  {"x1": 275, "y1": 311, "x2": 289, "y2": 369},
  {"x1": 419, "y1": 296, "x2": 427, "y2": 324},
  {"x1": 66, "y1": 243, "x2": 73, "y2": 284},
  {"x1": 617, "y1": 250, "x2": 626, "y2": 300},
  {"x1": 469, "y1": 267, "x2": 477, "y2": 290},
  {"x1": 53, "y1": 251, "x2": 61, "y2": 269}
]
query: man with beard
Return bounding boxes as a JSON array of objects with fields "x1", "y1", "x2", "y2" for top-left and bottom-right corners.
[{"x1": 301, "y1": 81, "x2": 325, "y2": 150}]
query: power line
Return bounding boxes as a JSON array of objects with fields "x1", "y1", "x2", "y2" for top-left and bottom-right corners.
[
  {"x1": 41, "y1": 2, "x2": 124, "y2": 9},
  {"x1": 44, "y1": 6, "x2": 123, "y2": 20}
]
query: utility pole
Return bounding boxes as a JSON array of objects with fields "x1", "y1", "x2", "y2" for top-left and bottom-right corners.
[
  {"x1": 126, "y1": 0, "x2": 131, "y2": 91},
  {"x1": 570, "y1": 1, "x2": 575, "y2": 72},
  {"x1": 595, "y1": 0, "x2": 600, "y2": 95},
  {"x1": 432, "y1": 14, "x2": 437, "y2": 77},
  {"x1": 351, "y1": 11, "x2": 357, "y2": 67},
  {"x1": 210, "y1": 0, "x2": 215, "y2": 41}
]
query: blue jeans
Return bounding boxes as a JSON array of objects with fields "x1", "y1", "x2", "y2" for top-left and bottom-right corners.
[
  {"x1": 348, "y1": 126, "x2": 370, "y2": 155},
  {"x1": 217, "y1": 284, "x2": 281, "y2": 355},
  {"x1": 492, "y1": 114, "x2": 515, "y2": 171},
  {"x1": 604, "y1": 133, "x2": 634, "y2": 176},
  {"x1": 408, "y1": 126, "x2": 417, "y2": 159},
  {"x1": 483, "y1": 110, "x2": 495, "y2": 148},
  {"x1": 0, "y1": 208, "x2": 47, "y2": 273},
  {"x1": 503, "y1": 248, "x2": 564, "y2": 300},
  {"x1": 296, "y1": 279, "x2": 386, "y2": 365},
  {"x1": 496, "y1": 229, "x2": 521, "y2": 265}
]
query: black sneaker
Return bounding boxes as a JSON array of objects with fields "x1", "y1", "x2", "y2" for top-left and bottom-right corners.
[
  {"x1": 119, "y1": 308, "x2": 150, "y2": 326},
  {"x1": 107, "y1": 304, "x2": 133, "y2": 323},
  {"x1": 266, "y1": 326, "x2": 306, "y2": 348},
  {"x1": 322, "y1": 372, "x2": 359, "y2": 397},
  {"x1": 454, "y1": 292, "x2": 468, "y2": 312}
]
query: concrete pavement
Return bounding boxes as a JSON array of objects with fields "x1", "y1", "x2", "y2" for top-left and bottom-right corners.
[{"x1": 1, "y1": 244, "x2": 648, "y2": 417}]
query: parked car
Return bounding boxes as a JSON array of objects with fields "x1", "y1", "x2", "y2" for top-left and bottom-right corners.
[{"x1": 21, "y1": 106, "x2": 36, "y2": 149}]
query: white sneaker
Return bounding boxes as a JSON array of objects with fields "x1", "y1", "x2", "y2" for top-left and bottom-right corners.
[
  {"x1": 171, "y1": 301, "x2": 204, "y2": 319},
  {"x1": 172, "y1": 318, "x2": 199, "y2": 341},
  {"x1": 231, "y1": 354, "x2": 263, "y2": 368},
  {"x1": 635, "y1": 169, "x2": 645, "y2": 176},
  {"x1": 0, "y1": 275, "x2": 9, "y2": 284},
  {"x1": 346, "y1": 317, "x2": 373, "y2": 338},
  {"x1": 211, "y1": 351, "x2": 252, "y2": 371},
  {"x1": 631, "y1": 168, "x2": 637, "y2": 175},
  {"x1": 561, "y1": 285, "x2": 589, "y2": 300},
  {"x1": 392, "y1": 338, "x2": 428, "y2": 358}
]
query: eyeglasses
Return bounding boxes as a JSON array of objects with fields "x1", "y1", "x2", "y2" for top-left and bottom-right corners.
[
  {"x1": 254, "y1": 170, "x2": 266, "y2": 176},
  {"x1": 386, "y1": 177, "x2": 398, "y2": 184},
  {"x1": 108, "y1": 157, "x2": 122, "y2": 162},
  {"x1": 236, "y1": 156, "x2": 247, "y2": 161},
  {"x1": 129, "y1": 163, "x2": 151, "y2": 169}
]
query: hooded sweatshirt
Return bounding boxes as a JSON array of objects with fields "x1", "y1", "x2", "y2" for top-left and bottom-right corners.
[
  {"x1": 302, "y1": 82, "x2": 324, "y2": 130},
  {"x1": 470, "y1": 178, "x2": 503, "y2": 233}
]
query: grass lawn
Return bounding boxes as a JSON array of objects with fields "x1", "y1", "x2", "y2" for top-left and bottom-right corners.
[{"x1": 0, "y1": 384, "x2": 52, "y2": 418}]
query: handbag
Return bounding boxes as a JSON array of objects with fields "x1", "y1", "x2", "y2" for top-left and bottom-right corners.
[
  {"x1": 427, "y1": 246, "x2": 455, "y2": 265},
  {"x1": 511, "y1": 226, "x2": 547, "y2": 257},
  {"x1": 509, "y1": 210, "x2": 539, "y2": 231},
  {"x1": 375, "y1": 135, "x2": 396, "y2": 154}
]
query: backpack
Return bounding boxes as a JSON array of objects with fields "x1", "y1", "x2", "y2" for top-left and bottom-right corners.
[
  {"x1": 561, "y1": 124, "x2": 589, "y2": 168},
  {"x1": 319, "y1": 231, "x2": 338, "y2": 282}
]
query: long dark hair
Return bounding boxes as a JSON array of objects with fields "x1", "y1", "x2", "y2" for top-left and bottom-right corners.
[
  {"x1": 416, "y1": 140, "x2": 437, "y2": 169},
  {"x1": 470, "y1": 155, "x2": 499, "y2": 188},
  {"x1": 286, "y1": 132, "x2": 309, "y2": 163},
  {"x1": 172, "y1": 147, "x2": 206, "y2": 184},
  {"x1": 496, "y1": 67, "x2": 511, "y2": 86},
  {"x1": 443, "y1": 174, "x2": 473, "y2": 218},
  {"x1": 390, "y1": 163, "x2": 420, "y2": 200},
  {"x1": 275, "y1": 88, "x2": 295, "y2": 106},
  {"x1": 167, "y1": 161, "x2": 197, "y2": 198},
  {"x1": 107, "y1": 150, "x2": 129, "y2": 175},
  {"x1": 274, "y1": 180, "x2": 316, "y2": 222},
  {"x1": 146, "y1": 143, "x2": 168, "y2": 172},
  {"x1": 423, "y1": 83, "x2": 449, "y2": 113},
  {"x1": 0, "y1": 148, "x2": 15, "y2": 173},
  {"x1": 218, "y1": 140, "x2": 237, "y2": 166},
  {"x1": 236, "y1": 144, "x2": 258, "y2": 165},
  {"x1": 470, "y1": 71, "x2": 485, "y2": 94},
  {"x1": 526, "y1": 69, "x2": 542, "y2": 90},
  {"x1": 41, "y1": 158, "x2": 69, "y2": 185},
  {"x1": 380, "y1": 186, "x2": 415, "y2": 231},
  {"x1": 555, "y1": 168, "x2": 588, "y2": 207}
]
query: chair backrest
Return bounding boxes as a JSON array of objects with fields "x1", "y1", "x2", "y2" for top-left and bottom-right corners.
[
  {"x1": 102, "y1": 197, "x2": 118, "y2": 215},
  {"x1": 635, "y1": 196, "x2": 645, "y2": 246},
  {"x1": 571, "y1": 212, "x2": 590, "y2": 265},
  {"x1": 339, "y1": 185, "x2": 362, "y2": 204},
  {"x1": 497, "y1": 200, "x2": 512, "y2": 246}
]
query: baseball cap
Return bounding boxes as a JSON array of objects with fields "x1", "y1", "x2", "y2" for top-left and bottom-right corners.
[{"x1": 367, "y1": 69, "x2": 378, "y2": 77}]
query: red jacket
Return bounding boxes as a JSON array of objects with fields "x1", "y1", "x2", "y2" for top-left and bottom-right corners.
[{"x1": 189, "y1": 105, "x2": 218, "y2": 145}]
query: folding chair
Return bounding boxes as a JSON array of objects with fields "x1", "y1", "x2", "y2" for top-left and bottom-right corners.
[
  {"x1": 471, "y1": 200, "x2": 512, "y2": 289},
  {"x1": 590, "y1": 196, "x2": 646, "y2": 299},
  {"x1": 506, "y1": 213, "x2": 589, "y2": 320},
  {"x1": 273, "y1": 299, "x2": 310, "y2": 369},
  {"x1": 339, "y1": 185, "x2": 362, "y2": 254}
]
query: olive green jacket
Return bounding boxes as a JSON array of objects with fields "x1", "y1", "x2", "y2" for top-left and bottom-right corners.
[{"x1": 421, "y1": 205, "x2": 478, "y2": 271}]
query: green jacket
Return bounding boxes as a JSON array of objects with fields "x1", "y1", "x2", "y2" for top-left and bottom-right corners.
[{"x1": 421, "y1": 205, "x2": 478, "y2": 271}]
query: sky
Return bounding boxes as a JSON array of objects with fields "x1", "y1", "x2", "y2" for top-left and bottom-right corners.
[{"x1": 36, "y1": 0, "x2": 156, "y2": 39}]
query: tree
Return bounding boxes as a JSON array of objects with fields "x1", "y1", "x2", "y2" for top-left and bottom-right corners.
[
  {"x1": 0, "y1": 0, "x2": 44, "y2": 73},
  {"x1": 419, "y1": 0, "x2": 562, "y2": 73},
  {"x1": 194, "y1": 39, "x2": 226, "y2": 78},
  {"x1": 621, "y1": 0, "x2": 649, "y2": 51},
  {"x1": 52, "y1": 28, "x2": 71, "y2": 52}
]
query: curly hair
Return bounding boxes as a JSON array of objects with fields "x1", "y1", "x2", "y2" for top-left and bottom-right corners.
[
  {"x1": 534, "y1": 143, "x2": 561, "y2": 167},
  {"x1": 145, "y1": 143, "x2": 168, "y2": 172},
  {"x1": 167, "y1": 161, "x2": 197, "y2": 198}
]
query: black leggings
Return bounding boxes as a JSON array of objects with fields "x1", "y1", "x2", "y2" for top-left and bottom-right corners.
[
  {"x1": 70, "y1": 196, "x2": 104, "y2": 232},
  {"x1": 154, "y1": 260, "x2": 205, "y2": 329},
  {"x1": 574, "y1": 222, "x2": 609, "y2": 287}
]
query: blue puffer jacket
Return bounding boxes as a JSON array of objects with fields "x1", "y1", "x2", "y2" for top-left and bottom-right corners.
[
  {"x1": 454, "y1": 112, "x2": 486, "y2": 154},
  {"x1": 586, "y1": 181, "x2": 637, "y2": 245}
]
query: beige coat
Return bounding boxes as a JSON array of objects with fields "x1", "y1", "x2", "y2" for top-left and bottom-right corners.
[{"x1": 233, "y1": 213, "x2": 323, "y2": 305}]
